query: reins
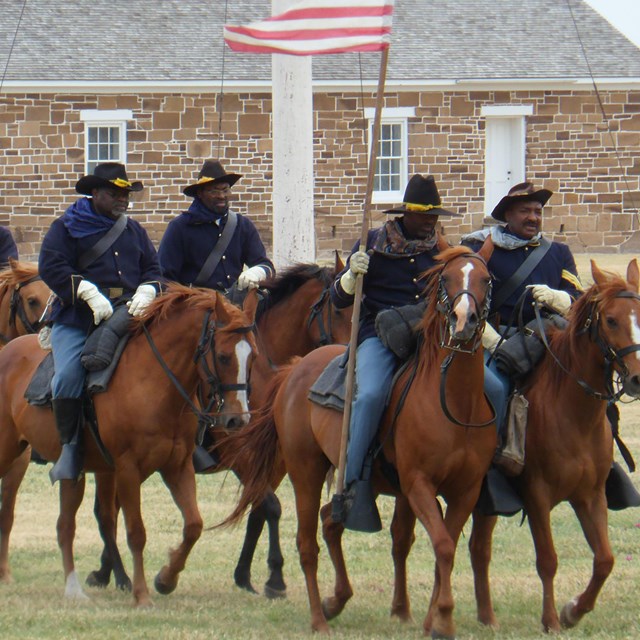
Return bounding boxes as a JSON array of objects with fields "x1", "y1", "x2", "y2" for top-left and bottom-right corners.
[{"x1": 307, "y1": 287, "x2": 335, "y2": 348}]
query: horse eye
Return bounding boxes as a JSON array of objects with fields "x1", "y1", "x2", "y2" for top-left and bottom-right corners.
[
  {"x1": 606, "y1": 316, "x2": 618, "y2": 329},
  {"x1": 27, "y1": 297, "x2": 40, "y2": 308},
  {"x1": 218, "y1": 354, "x2": 232, "y2": 366}
]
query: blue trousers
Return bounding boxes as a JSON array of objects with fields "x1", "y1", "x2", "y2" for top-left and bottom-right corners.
[
  {"x1": 50, "y1": 323, "x2": 88, "y2": 399},
  {"x1": 345, "y1": 337, "x2": 397, "y2": 486},
  {"x1": 483, "y1": 350, "x2": 511, "y2": 441}
]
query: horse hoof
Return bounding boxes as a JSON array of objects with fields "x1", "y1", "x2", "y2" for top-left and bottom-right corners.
[
  {"x1": 322, "y1": 596, "x2": 347, "y2": 621},
  {"x1": 264, "y1": 584, "x2": 287, "y2": 600},
  {"x1": 154, "y1": 573, "x2": 177, "y2": 595},
  {"x1": 431, "y1": 632, "x2": 455, "y2": 640},
  {"x1": 85, "y1": 570, "x2": 110, "y2": 589},
  {"x1": 116, "y1": 577, "x2": 133, "y2": 593},
  {"x1": 560, "y1": 599, "x2": 580, "y2": 629}
]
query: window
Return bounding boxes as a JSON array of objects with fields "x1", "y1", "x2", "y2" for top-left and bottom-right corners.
[
  {"x1": 365, "y1": 107, "x2": 414, "y2": 203},
  {"x1": 79, "y1": 110, "x2": 133, "y2": 173}
]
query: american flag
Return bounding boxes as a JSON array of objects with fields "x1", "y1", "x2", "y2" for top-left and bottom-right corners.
[{"x1": 223, "y1": 0, "x2": 394, "y2": 56}]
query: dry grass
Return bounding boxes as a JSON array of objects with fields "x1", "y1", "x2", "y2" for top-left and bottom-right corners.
[{"x1": 1, "y1": 254, "x2": 640, "y2": 639}]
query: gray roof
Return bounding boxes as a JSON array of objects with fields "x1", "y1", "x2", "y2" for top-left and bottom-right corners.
[{"x1": 1, "y1": 0, "x2": 640, "y2": 84}]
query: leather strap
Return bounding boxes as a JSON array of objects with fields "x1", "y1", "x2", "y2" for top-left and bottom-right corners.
[
  {"x1": 77, "y1": 214, "x2": 128, "y2": 271},
  {"x1": 492, "y1": 237, "x2": 551, "y2": 312},
  {"x1": 194, "y1": 211, "x2": 238, "y2": 287}
]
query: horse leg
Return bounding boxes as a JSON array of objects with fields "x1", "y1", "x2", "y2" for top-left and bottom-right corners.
[
  {"x1": 85, "y1": 471, "x2": 132, "y2": 592},
  {"x1": 559, "y1": 495, "x2": 614, "y2": 629},
  {"x1": 389, "y1": 494, "x2": 416, "y2": 622},
  {"x1": 468, "y1": 511, "x2": 499, "y2": 628},
  {"x1": 262, "y1": 491, "x2": 287, "y2": 599},
  {"x1": 58, "y1": 477, "x2": 89, "y2": 600},
  {"x1": 406, "y1": 480, "x2": 465, "y2": 640},
  {"x1": 154, "y1": 463, "x2": 203, "y2": 596},
  {"x1": 318, "y1": 501, "x2": 352, "y2": 620},
  {"x1": 0, "y1": 448, "x2": 30, "y2": 584},
  {"x1": 526, "y1": 498, "x2": 561, "y2": 632},
  {"x1": 114, "y1": 466, "x2": 151, "y2": 607},
  {"x1": 233, "y1": 504, "x2": 265, "y2": 594}
]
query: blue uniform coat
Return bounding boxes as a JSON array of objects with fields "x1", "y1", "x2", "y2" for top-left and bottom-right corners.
[
  {"x1": 158, "y1": 204, "x2": 274, "y2": 290},
  {"x1": 0, "y1": 226, "x2": 18, "y2": 265},
  {"x1": 39, "y1": 201, "x2": 162, "y2": 331},
  {"x1": 332, "y1": 226, "x2": 439, "y2": 344},
  {"x1": 463, "y1": 235, "x2": 581, "y2": 324}
]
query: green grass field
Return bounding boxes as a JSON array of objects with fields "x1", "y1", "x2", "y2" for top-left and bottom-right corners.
[{"x1": 1, "y1": 254, "x2": 639, "y2": 639}]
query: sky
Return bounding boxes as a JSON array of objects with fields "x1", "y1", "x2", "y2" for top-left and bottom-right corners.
[{"x1": 584, "y1": 0, "x2": 640, "y2": 48}]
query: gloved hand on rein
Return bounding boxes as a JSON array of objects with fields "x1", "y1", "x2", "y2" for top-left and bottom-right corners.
[
  {"x1": 340, "y1": 250, "x2": 370, "y2": 295},
  {"x1": 529, "y1": 284, "x2": 572, "y2": 315},
  {"x1": 77, "y1": 280, "x2": 113, "y2": 325},
  {"x1": 481, "y1": 322, "x2": 502, "y2": 354},
  {"x1": 237, "y1": 265, "x2": 267, "y2": 291},
  {"x1": 127, "y1": 284, "x2": 157, "y2": 317}
]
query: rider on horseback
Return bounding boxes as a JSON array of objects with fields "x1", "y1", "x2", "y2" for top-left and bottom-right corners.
[
  {"x1": 331, "y1": 174, "x2": 461, "y2": 531},
  {"x1": 39, "y1": 163, "x2": 163, "y2": 483},
  {"x1": 157, "y1": 160, "x2": 275, "y2": 472}
]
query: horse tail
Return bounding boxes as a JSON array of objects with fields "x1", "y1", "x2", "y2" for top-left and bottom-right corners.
[{"x1": 215, "y1": 362, "x2": 296, "y2": 529}]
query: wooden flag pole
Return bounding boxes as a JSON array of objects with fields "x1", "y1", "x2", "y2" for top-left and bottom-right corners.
[{"x1": 333, "y1": 46, "x2": 390, "y2": 513}]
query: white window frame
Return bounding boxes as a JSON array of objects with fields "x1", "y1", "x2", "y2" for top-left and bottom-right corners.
[
  {"x1": 80, "y1": 109, "x2": 133, "y2": 174},
  {"x1": 365, "y1": 107, "x2": 415, "y2": 204}
]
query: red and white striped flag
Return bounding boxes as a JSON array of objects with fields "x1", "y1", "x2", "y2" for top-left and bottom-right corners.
[{"x1": 223, "y1": 0, "x2": 394, "y2": 56}]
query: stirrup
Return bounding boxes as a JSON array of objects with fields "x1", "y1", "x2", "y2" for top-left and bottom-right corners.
[
  {"x1": 605, "y1": 461, "x2": 640, "y2": 511},
  {"x1": 192, "y1": 445, "x2": 218, "y2": 474},
  {"x1": 49, "y1": 443, "x2": 82, "y2": 484},
  {"x1": 343, "y1": 479, "x2": 382, "y2": 533}
]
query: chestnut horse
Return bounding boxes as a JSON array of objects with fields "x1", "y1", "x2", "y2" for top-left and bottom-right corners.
[
  {"x1": 0, "y1": 259, "x2": 51, "y2": 583},
  {"x1": 225, "y1": 245, "x2": 495, "y2": 636},
  {"x1": 469, "y1": 259, "x2": 640, "y2": 632},
  {"x1": 86, "y1": 260, "x2": 352, "y2": 597},
  {"x1": 0, "y1": 284, "x2": 257, "y2": 605}
]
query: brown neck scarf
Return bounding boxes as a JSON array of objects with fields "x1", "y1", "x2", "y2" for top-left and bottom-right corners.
[{"x1": 373, "y1": 217, "x2": 437, "y2": 255}]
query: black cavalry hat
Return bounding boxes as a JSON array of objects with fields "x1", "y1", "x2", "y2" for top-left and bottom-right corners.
[
  {"x1": 183, "y1": 160, "x2": 242, "y2": 197},
  {"x1": 75, "y1": 162, "x2": 143, "y2": 196},
  {"x1": 384, "y1": 174, "x2": 461, "y2": 217},
  {"x1": 490, "y1": 182, "x2": 553, "y2": 222}
]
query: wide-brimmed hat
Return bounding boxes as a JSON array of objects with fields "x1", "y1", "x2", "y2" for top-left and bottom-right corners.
[
  {"x1": 384, "y1": 175, "x2": 461, "y2": 217},
  {"x1": 183, "y1": 160, "x2": 242, "y2": 197},
  {"x1": 75, "y1": 163, "x2": 143, "y2": 196},
  {"x1": 490, "y1": 182, "x2": 553, "y2": 222}
]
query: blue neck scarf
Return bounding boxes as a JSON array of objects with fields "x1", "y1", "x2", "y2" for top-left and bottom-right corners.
[
  {"x1": 185, "y1": 197, "x2": 228, "y2": 224},
  {"x1": 62, "y1": 197, "x2": 116, "y2": 239}
]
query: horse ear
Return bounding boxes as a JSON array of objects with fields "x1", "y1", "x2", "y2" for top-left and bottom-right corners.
[
  {"x1": 242, "y1": 288, "x2": 259, "y2": 324},
  {"x1": 334, "y1": 250, "x2": 345, "y2": 274},
  {"x1": 436, "y1": 233, "x2": 450, "y2": 253},
  {"x1": 627, "y1": 258, "x2": 640, "y2": 293},
  {"x1": 477, "y1": 235, "x2": 494, "y2": 263},
  {"x1": 591, "y1": 259, "x2": 608, "y2": 287}
]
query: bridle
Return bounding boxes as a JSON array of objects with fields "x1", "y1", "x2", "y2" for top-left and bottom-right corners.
[
  {"x1": 0, "y1": 275, "x2": 45, "y2": 344},
  {"x1": 143, "y1": 310, "x2": 254, "y2": 429},
  {"x1": 307, "y1": 287, "x2": 337, "y2": 348}
]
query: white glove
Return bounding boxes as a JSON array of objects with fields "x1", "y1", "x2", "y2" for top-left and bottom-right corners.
[
  {"x1": 529, "y1": 285, "x2": 572, "y2": 316},
  {"x1": 237, "y1": 266, "x2": 267, "y2": 291},
  {"x1": 127, "y1": 284, "x2": 157, "y2": 317},
  {"x1": 481, "y1": 323, "x2": 502, "y2": 354},
  {"x1": 339, "y1": 251, "x2": 370, "y2": 295},
  {"x1": 77, "y1": 280, "x2": 113, "y2": 325}
]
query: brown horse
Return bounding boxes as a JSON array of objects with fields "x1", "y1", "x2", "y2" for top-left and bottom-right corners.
[
  {"x1": 86, "y1": 260, "x2": 352, "y2": 597},
  {"x1": 0, "y1": 259, "x2": 51, "y2": 583},
  {"x1": 224, "y1": 245, "x2": 495, "y2": 636},
  {"x1": 0, "y1": 284, "x2": 257, "y2": 605},
  {"x1": 469, "y1": 259, "x2": 640, "y2": 633}
]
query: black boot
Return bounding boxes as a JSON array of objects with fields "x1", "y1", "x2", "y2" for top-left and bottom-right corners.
[
  {"x1": 49, "y1": 398, "x2": 83, "y2": 484},
  {"x1": 192, "y1": 445, "x2": 219, "y2": 474},
  {"x1": 605, "y1": 461, "x2": 640, "y2": 510},
  {"x1": 475, "y1": 466, "x2": 524, "y2": 517}
]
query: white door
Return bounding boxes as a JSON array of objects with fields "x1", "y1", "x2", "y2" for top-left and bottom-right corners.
[{"x1": 484, "y1": 117, "x2": 526, "y2": 216}]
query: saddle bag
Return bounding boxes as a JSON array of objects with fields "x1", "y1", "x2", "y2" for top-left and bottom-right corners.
[
  {"x1": 374, "y1": 300, "x2": 427, "y2": 360},
  {"x1": 493, "y1": 314, "x2": 567, "y2": 379}
]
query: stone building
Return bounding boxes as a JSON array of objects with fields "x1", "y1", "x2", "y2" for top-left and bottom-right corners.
[{"x1": 1, "y1": 0, "x2": 640, "y2": 261}]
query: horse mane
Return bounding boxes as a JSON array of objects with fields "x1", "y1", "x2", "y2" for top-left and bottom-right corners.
[
  {"x1": 0, "y1": 260, "x2": 39, "y2": 288},
  {"x1": 417, "y1": 246, "x2": 477, "y2": 371},
  {"x1": 546, "y1": 270, "x2": 631, "y2": 387},
  {"x1": 260, "y1": 263, "x2": 335, "y2": 306},
  {"x1": 132, "y1": 283, "x2": 249, "y2": 333}
]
